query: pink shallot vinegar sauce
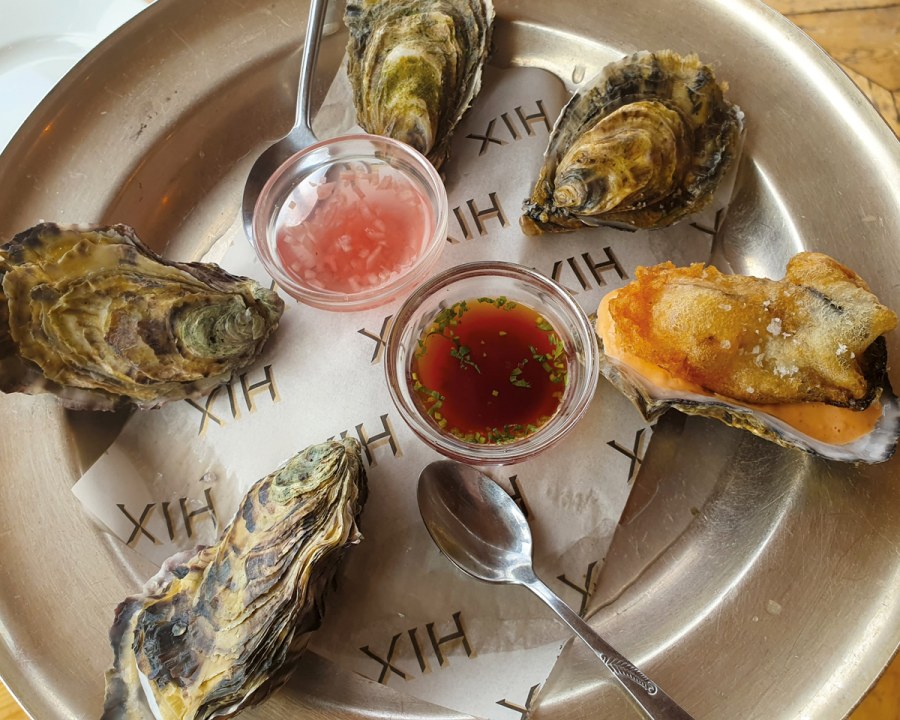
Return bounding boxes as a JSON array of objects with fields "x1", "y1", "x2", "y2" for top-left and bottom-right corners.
[{"x1": 274, "y1": 163, "x2": 435, "y2": 294}]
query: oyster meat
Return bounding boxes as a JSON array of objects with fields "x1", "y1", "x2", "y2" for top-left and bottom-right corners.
[
  {"x1": 522, "y1": 50, "x2": 744, "y2": 234},
  {"x1": 102, "y1": 438, "x2": 367, "y2": 720},
  {"x1": 345, "y1": 0, "x2": 494, "y2": 169},
  {"x1": 0, "y1": 223, "x2": 283, "y2": 410},
  {"x1": 596, "y1": 253, "x2": 900, "y2": 463}
]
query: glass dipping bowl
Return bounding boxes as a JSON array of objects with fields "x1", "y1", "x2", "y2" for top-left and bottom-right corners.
[
  {"x1": 385, "y1": 261, "x2": 600, "y2": 465},
  {"x1": 251, "y1": 134, "x2": 449, "y2": 312}
]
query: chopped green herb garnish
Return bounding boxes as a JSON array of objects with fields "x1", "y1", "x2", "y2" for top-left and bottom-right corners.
[
  {"x1": 508, "y1": 361, "x2": 532, "y2": 388},
  {"x1": 536, "y1": 316, "x2": 553, "y2": 332},
  {"x1": 411, "y1": 295, "x2": 568, "y2": 446},
  {"x1": 476, "y1": 296, "x2": 517, "y2": 311},
  {"x1": 450, "y1": 343, "x2": 481, "y2": 373}
]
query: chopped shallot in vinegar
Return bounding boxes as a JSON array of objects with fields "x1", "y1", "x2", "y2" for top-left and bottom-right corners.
[{"x1": 275, "y1": 164, "x2": 435, "y2": 293}]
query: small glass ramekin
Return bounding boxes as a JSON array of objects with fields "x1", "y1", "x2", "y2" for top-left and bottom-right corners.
[
  {"x1": 385, "y1": 261, "x2": 600, "y2": 465},
  {"x1": 251, "y1": 134, "x2": 449, "y2": 312}
]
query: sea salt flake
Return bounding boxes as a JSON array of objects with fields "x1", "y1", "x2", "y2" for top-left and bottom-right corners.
[
  {"x1": 836, "y1": 343, "x2": 848, "y2": 356},
  {"x1": 774, "y1": 363, "x2": 799, "y2": 378},
  {"x1": 767, "y1": 318, "x2": 782, "y2": 336},
  {"x1": 720, "y1": 339, "x2": 732, "y2": 349}
]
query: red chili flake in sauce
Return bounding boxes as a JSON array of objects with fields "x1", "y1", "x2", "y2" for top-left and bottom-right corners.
[
  {"x1": 275, "y1": 163, "x2": 434, "y2": 293},
  {"x1": 411, "y1": 297, "x2": 569, "y2": 444}
]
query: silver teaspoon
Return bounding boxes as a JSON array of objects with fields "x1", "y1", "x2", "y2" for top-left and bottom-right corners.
[
  {"x1": 417, "y1": 460, "x2": 696, "y2": 720},
  {"x1": 240, "y1": 0, "x2": 328, "y2": 241}
]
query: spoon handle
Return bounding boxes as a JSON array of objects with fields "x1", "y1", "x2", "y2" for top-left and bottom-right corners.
[
  {"x1": 295, "y1": 0, "x2": 330, "y2": 137},
  {"x1": 524, "y1": 577, "x2": 696, "y2": 720}
]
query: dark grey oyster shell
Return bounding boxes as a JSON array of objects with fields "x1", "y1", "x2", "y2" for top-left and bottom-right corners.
[
  {"x1": 101, "y1": 438, "x2": 367, "y2": 720},
  {"x1": 522, "y1": 50, "x2": 744, "y2": 234}
]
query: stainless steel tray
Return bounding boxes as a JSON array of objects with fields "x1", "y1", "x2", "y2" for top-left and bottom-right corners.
[{"x1": 0, "y1": 0, "x2": 898, "y2": 718}]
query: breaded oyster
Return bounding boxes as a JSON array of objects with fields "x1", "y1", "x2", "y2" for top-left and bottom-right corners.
[
  {"x1": 102, "y1": 439, "x2": 367, "y2": 720},
  {"x1": 0, "y1": 223, "x2": 283, "y2": 410},
  {"x1": 596, "y1": 253, "x2": 900, "y2": 463}
]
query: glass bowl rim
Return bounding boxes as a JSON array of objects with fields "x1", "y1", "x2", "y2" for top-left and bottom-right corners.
[
  {"x1": 384, "y1": 260, "x2": 601, "y2": 465},
  {"x1": 250, "y1": 133, "x2": 449, "y2": 311}
]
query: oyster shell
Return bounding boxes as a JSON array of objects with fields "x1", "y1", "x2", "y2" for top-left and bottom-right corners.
[
  {"x1": 0, "y1": 223, "x2": 284, "y2": 410},
  {"x1": 522, "y1": 50, "x2": 744, "y2": 234},
  {"x1": 344, "y1": 0, "x2": 494, "y2": 169},
  {"x1": 102, "y1": 438, "x2": 367, "y2": 720},
  {"x1": 596, "y1": 254, "x2": 900, "y2": 463}
]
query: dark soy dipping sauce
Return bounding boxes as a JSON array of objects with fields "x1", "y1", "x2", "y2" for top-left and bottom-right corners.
[{"x1": 411, "y1": 297, "x2": 569, "y2": 444}]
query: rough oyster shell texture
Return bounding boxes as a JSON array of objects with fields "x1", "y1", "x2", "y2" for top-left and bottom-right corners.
[
  {"x1": 522, "y1": 50, "x2": 744, "y2": 234},
  {"x1": 344, "y1": 0, "x2": 494, "y2": 169},
  {"x1": 101, "y1": 438, "x2": 368, "y2": 720},
  {"x1": 597, "y1": 253, "x2": 900, "y2": 463},
  {"x1": 0, "y1": 223, "x2": 284, "y2": 411}
]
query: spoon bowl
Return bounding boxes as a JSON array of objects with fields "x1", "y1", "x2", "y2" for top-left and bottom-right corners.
[
  {"x1": 417, "y1": 459, "x2": 697, "y2": 720},
  {"x1": 418, "y1": 460, "x2": 533, "y2": 584}
]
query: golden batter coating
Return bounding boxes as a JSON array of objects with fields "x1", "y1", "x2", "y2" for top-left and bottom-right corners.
[{"x1": 608, "y1": 253, "x2": 897, "y2": 407}]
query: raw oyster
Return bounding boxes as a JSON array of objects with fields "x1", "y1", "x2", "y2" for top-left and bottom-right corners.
[
  {"x1": 344, "y1": 0, "x2": 494, "y2": 169},
  {"x1": 596, "y1": 253, "x2": 900, "y2": 463},
  {"x1": 102, "y1": 438, "x2": 367, "y2": 720},
  {"x1": 0, "y1": 223, "x2": 283, "y2": 410},
  {"x1": 522, "y1": 50, "x2": 744, "y2": 234}
]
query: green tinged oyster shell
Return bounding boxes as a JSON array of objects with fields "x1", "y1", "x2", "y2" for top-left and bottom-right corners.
[
  {"x1": 522, "y1": 50, "x2": 744, "y2": 234},
  {"x1": 345, "y1": 0, "x2": 494, "y2": 169},
  {"x1": 0, "y1": 223, "x2": 283, "y2": 410},
  {"x1": 102, "y1": 438, "x2": 368, "y2": 720}
]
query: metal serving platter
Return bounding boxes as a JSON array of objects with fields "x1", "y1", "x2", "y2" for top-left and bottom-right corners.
[{"x1": 0, "y1": 0, "x2": 898, "y2": 718}]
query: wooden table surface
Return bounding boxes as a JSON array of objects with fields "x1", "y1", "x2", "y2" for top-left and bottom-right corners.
[{"x1": 0, "y1": 0, "x2": 898, "y2": 718}]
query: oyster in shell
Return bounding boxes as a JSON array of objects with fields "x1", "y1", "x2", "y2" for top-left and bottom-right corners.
[
  {"x1": 596, "y1": 253, "x2": 900, "y2": 463},
  {"x1": 102, "y1": 438, "x2": 367, "y2": 720},
  {"x1": 0, "y1": 223, "x2": 283, "y2": 410},
  {"x1": 345, "y1": 0, "x2": 494, "y2": 169},
  {"x1": 522, "y1": 50, "x2": 744, "y2": 234}
]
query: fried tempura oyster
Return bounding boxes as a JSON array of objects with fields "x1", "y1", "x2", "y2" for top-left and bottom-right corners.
[{"x1": 596, "y1": 252, "x2": 900, "y2": 463}]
